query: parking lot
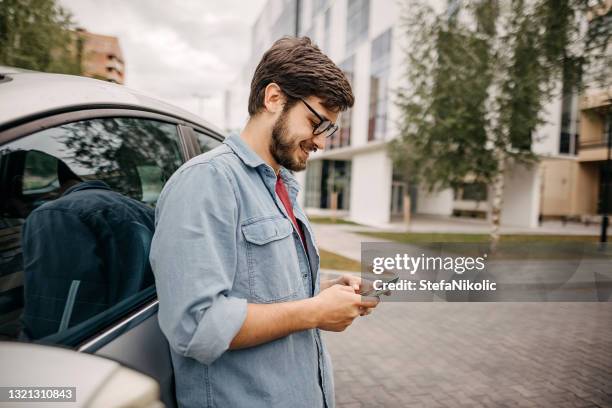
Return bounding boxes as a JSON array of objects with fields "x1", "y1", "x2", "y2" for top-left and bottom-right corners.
[{"x1": 324, "y1": 302, "x2": 612, "y2": 407}]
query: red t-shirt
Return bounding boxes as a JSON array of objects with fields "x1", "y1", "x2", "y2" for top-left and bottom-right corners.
[{"x1": 275, "y1": 177, "x2": 306, "y2": 248}]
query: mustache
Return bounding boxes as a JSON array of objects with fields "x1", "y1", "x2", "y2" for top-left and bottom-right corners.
[{"x1": 299, "y1": 141, "x2": 318, "y2": 152}]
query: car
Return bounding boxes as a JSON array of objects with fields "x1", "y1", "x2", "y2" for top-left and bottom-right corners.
[{"x1": 0, "y1": 66, "x2": 225, "y2": 408}]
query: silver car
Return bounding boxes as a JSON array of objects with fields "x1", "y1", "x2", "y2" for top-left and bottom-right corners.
[{"x1": 0, "y1": 67, "x2": 225, "y2": 407}]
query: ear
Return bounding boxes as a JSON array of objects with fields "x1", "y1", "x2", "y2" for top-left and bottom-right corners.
[{"x1": 263, "y1": 83, "x2": 285, "y2": 114}]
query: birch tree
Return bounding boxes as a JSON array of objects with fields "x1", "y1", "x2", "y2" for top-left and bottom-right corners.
[{"x1": 392, "y1": 0, "x2": 608, "y2": 246}]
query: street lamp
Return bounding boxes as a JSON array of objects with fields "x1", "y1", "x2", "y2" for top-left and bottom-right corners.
[{"x1": 600, "y1": 97, "x2": 612, "y2": 246}]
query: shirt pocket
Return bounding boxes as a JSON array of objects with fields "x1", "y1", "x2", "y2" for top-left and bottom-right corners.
[{"x1": 241, "y1": 216, "x2": 300, "y2": 303}]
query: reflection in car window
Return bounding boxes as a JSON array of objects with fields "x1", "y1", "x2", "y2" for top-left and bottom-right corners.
[
  {"x1": 0, "y1": 117, "x2": 183, "y2": 343},
  {"x1": 195, "y1": 130, "x2": 222, "y2": 154}
]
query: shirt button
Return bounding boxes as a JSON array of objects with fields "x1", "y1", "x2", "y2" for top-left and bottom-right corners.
[{"x1": 302, "y1": 274, "x2": 308, "y2": 278}]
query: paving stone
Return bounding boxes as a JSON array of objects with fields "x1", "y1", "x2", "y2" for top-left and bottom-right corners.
[{"x1": 324, "y1": 303, "x2": 612, "y2": 407}]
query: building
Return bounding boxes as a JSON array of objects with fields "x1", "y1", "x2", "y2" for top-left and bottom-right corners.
[
  {"x1": 539, "y1": 0, "x2": 612, "y2": 223},
  {"x1": 226, "y1": 0, "x2": 610, "y2": 228},
  {"x1": 73, "y1": 28, "x2": 125, "y2": 84}
]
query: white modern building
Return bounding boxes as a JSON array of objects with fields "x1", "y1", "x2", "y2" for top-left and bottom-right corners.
[{"x1": 225, "y1": 0, "x2": 609, "y2": 229}]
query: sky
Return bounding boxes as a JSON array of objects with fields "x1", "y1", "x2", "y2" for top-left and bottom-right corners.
[{"x1": 59, "y1": 0, "x2": 267, "y2": 129}]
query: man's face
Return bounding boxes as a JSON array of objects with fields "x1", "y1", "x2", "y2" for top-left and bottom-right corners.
[{"x1": 270, "y1": 96, "x2": 339, "y2": 172}]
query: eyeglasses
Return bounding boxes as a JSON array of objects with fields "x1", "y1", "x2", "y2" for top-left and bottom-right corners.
[
  {"x1": 280, "y1": 88, "x2": 339, "y2": 138},
  {"x1": 300, "y1": 99, "x2": 339, "y2": 139}
]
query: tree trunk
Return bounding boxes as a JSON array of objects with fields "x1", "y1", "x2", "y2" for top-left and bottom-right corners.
[
  {"x1": 403, "y1": 192, "x2": 411, "y2": 226},
  {"x1": 490, "y1": 147, "x2": 506, "y2": 250},
  {"x1": 330, "y1": 191, "x2": 338, "y2": 223}
]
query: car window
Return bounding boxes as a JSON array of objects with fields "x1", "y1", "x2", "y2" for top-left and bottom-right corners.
[
  {"x1": 0, "y1": 117, "x2": 183, "y2": 345},
  {"x1": 195, "y1": 130, "x2": 222, "y2": 154}
]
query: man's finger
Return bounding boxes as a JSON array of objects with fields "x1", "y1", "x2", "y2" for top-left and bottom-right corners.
[
  {"x1": 337, "y1": 284, "x2": 356, "y2": 292},
  {"x1": 359, "y1": 307, "x2": 372, "y2": 316},
  {"x1": 357, "y1": 295, "x2": 380, "y2": 308}
]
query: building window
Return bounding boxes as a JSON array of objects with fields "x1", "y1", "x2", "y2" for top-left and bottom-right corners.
[
  {"x1": 329, "y1": 56, "x2": 354, "y2": 150},
  {"x1": 323, "y1": 8, "x2": 331, "y2": 54},
  {"x1": 305, "y1": 160, "x2": 351, "y2": 209},
  {"x1": 346, "y1": 0, "x2": 369, "y2": 53},
  {"x1": 368, "y1": 29, "x2": 392, "y2": 142},
  {"x1": 454, "y1": 182, "x2": 488, "y2": 201},
  {"x1": 305, "y1": 160, "x2": 323, "y2": 208},
  {"x1": 559, "y1": 60, "x2": 580, "y2": 155},
  {"x1": 312, "y1": 0, "x2": 327, "y2": 20}
]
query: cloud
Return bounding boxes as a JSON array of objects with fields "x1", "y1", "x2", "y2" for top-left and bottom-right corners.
[{"x1": 59, "y1": 0, "x2": 266, "y2": 128}]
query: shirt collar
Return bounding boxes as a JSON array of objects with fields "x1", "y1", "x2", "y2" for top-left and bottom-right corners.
[
  {"x1": 223, "y1": 134, "x2": 267, "y2": 169},
  {"x1": 224, "y1": 134, "x2": 301, "y2": 193},
  {"x1": 279, "y1": 167, "x2": 300, "y2": 194},
  {"x1": 62, "y1": 180, "x2": 111, "y2": 197}
]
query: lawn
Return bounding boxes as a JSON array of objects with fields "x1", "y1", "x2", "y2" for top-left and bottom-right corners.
[
  {"x1": 318, "y1": 248, "x2": 361, "y2": 271},
  {"x1": 308, "y1": 216, "x2": 360, "y2": 225},
  {"x1": 356, "y1": 231, "x2": 599, "y2": 244},
  {"x1": 354, "y1": 231, "x2": 602, "y2": 260}
]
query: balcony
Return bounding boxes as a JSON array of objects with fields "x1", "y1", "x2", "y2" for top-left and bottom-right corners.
[
  {"x1": 578, "y1": 87, "x2": 611, "y2": 162},
  {"x1": 579, "y1": 134, "x2": 610, "y2": 161}
]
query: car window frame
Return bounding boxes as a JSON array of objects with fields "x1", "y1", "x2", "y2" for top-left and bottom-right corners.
[{"x1": 0, "y1": 107, "x2": 225, "y2": 350}]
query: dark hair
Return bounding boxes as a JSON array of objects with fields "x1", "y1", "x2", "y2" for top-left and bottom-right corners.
[{"x1": 248, "y1": 36, "x2": 354, "y2": 116}]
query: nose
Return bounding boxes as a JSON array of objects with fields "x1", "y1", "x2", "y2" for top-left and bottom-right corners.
[{"x1": 313, "y1": 133, "x2": 326, "y2": 151}]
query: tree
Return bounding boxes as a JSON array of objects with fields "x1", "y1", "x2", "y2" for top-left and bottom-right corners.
[
  {"x1": 0, "y1": 0, "x2": 82, "y2": 74},
  {"x1": 392, "y1": 0, "x2": 609, "y2": 247}
]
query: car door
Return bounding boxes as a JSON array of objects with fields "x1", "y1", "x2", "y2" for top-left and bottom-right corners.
[{"x1": 0, "y1": 109, "x2": 221, "y2": 408}]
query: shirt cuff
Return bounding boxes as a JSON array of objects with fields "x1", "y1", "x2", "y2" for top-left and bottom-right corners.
[{"x1": 184, "y1": 295, "x2": 248, "y2": 365}]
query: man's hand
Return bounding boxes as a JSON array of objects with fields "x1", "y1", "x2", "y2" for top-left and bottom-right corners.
[
  {"x1": 320, "y1": 274, "x2": 379, "y2": 316},
  {"x1": 310, "y1": 284, "x2": 379, "y2": 331},
  {"x1": 321, "y1": 274, "x2": 361, "y2": 291}
]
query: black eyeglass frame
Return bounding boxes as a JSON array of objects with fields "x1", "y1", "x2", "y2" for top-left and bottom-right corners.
[{"x1": 280, "y1": 88, "x2": 339, "y2": 139}]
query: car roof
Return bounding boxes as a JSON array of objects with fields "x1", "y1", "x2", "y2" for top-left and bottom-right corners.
[{"x1": 0, "y1": 66, "x2": 224, "y2": 135}]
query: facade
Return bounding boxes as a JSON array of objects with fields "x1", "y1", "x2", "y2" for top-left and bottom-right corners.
[
  {"x1": 73, "y1": 28, "x2": 125, "y2": 84},
  {"x1": 226, "y1": 0, "x2": 610, "y2": 228},
  {"x1": 540, "y1": 0, "x2": 612, "y2": 222}
]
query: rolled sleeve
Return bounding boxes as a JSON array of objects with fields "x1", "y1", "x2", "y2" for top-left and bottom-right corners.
[
  {"x1": 185, "y1": 294, "x2": 246, "y2": 364},
  {"x1": 150, "y1": 161, "x2": 247, "y2": 365}
]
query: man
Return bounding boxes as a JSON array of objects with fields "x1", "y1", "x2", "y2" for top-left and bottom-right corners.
[
  {"x1": 19, "y1": 153, "x2": 155, "y2": 339},
  {"x1": 150, "y1": 37, "x2": 379, "y2": 408}
]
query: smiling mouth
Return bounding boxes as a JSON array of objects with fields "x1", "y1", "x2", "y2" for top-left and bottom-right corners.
[
  {"x1": 300, "y1": 147, "x2": 315, "y2": 157},
  {"x1": 301, "y1": 144, "x2": 317, "y2": 155}
]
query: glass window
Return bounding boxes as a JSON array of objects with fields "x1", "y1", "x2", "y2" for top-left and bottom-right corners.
[
  {"x1": 454, "y1": 182, "x2": 488, "y2": 201},
  {"x1": 304, "y1": 160, "x2": 323, "y2": 208},
  {"x1": 368, "y1": 29, "x2": 392, "y2": 142},
  {"x1": 323, "y1": 8, "x2": 331, "y2": 54},
  {"x1": 0, "y1": 117, "x2": 183, "y2": 344},
  {"x1": 195, "y1": 130, "x2": 222, "y2": 154},
  {"x1": 329, "y1": 57, "x2": 355, "y2": 150},
  {"x1": 311, "y1": 0, "x2": 327, "y2": 20},
  {"x1": 346, "y1": 0, "x2": 369, "y2": 53}
]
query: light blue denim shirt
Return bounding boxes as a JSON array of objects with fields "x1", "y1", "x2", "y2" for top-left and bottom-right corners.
[{"x1": 150, "y1": 134, "x2": 334, "y2": 408}]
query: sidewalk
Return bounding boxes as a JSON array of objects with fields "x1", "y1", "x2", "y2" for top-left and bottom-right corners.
[
  {"x1": 312, "y1": 220, "x2": 612, "y2": 407},
  {"x1": 312, "y1": 223, "x2": 389, "y2": 262},
  {"x1": 324, "y1": 302, "x2": 612, "y2": 407},
  {"x1": 319, "y1": 214, "x2": 602, "y2": 236}
]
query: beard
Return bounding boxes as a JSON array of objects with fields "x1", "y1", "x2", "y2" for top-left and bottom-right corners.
[{"x1": 269, "y1": 108, "x2": 314, "y2": 172}]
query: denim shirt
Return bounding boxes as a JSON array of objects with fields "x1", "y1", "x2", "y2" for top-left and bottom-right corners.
[
  {"x1": 150, "y1": 135, "x2": 334, "y2": 408},
  {"x1": 22, "y1": 181, "x2": 155, "y2": 339}
]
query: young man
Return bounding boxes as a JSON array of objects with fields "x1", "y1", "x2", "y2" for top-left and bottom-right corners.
[{"x1": 150, "y1": 37, "x2": 379, "y2": 408}]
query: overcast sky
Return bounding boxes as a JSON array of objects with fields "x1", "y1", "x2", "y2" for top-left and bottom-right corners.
[{"x1": 59, "y1": 0, "x2": 266, "y2": 129}]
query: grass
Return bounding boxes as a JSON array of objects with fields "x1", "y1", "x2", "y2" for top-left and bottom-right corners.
[
  {"x1": 309, "y1": 216, "x2": 360, "y2": 225},
  {"x1": 355, "y1": 231, "x2": 601, "y2": 260},
  {"x1": 356, "y1": 231, "x2": 599, "y2": 244},
  {"x1": 318, "y1": 249, "x2": 361, "y2": 272}
]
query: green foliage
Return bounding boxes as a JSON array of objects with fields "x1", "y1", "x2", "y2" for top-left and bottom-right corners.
[
  {"x1": 393, "y1": 0, "x2": 601, "y2": 192},
  {"x1": 0, "y1": 0, "x2": 81, "y2": 74}
]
